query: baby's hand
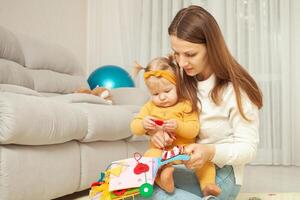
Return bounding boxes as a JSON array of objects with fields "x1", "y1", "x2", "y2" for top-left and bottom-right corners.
[
  {"x1": 142, "y1": 116, "x2": 157, "y2": 131},
  {"x1": 163, "y1": 119, "x2": 178, "y2": 132},
  {"x1": 150, "y1": 130, "x2": 174, "y2": 149}
]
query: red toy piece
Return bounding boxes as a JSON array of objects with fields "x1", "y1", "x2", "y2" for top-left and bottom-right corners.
[
  {"x1": 151, "y1": 119, "x2": 164, "y2": 126},
  {"x1": 113, "y1": 189, "x2": 127, "y2": 196},
  {"x1": 161, "y1": 146, "x2": 185, "y2": 161},
  {"x1": 133, "y1": 152, "x2": 150, "y2": 175},
  {"x1": 91, "y1": 181, "x2": 104, "y2": 187},
  {"x1": 134, "y1": 163, "x2": 149, "y2": 174}
]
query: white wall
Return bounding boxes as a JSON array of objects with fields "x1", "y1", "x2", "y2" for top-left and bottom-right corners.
[
  {"x1": 0, "y1": 0, "x2": 87, "y2": 73},
  {"x1": 87, "y1": 0, "x2": 130, "y2": 73},
  {"x1": 291, "y1": 0, "x2": 300, "y2": 164}
]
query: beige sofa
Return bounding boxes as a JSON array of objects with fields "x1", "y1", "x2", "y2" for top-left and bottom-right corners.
[{"x1": 0, "y1": 26, "x2": 149, "y2": 200}]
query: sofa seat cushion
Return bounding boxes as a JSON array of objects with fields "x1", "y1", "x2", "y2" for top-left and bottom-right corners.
[
  {"x1": 75, "y1": 104, "x2": 135, "y2": 142},
  {"x1": 50, "y1": 93, "x2": 110, "y2": 105},
  {"x1": 0, "y1": 92, "x2": 87, "y2": 145},
  {"x1": 0, "y1": 92, "x2": 137, "y2": 145}
]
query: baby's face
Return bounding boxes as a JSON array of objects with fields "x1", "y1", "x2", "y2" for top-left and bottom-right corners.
[{"x1": 147, "y1": 77, "x2": 178, "y2": 107}]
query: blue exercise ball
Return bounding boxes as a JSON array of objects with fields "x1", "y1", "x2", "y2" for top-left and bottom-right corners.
[{"x1": 88, "y1": 65, "x2": 135, "y2": 89}]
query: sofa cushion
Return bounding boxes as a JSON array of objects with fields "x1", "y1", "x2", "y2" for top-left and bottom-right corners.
[
  {"x1": 0, "y1": 92, "x2": 87, "y2": 145},
  {"x1": 0, "y1": 59, "x2": 34, "y2": 89},
  {"x1": 120, "y1": 105, "x2": 149, "y2": 142},
  {"x1": 0, "y1": 26, "x2": 25, "y2": 66},
  {"x1": 16, "y1": 34, "x2": 84, "y2": 76},
  {"x1": 40, "y1": 92, "x2": 61, "y2": 97},
  {"x1": 28, "y1": 69, "x2": 89, "y2": 94},
  {"x1": 111, "y1": 87, "x2": 149, "y2": 106},
  {"x1": 76, "y1": 104, "x2": 134, "y2": 142},
  {"x1": 50, "y1": 93, "x2": 110, "y2": 105},
  {"x1": 0, "y1": 84, "x2": 41, "y2": 96}
]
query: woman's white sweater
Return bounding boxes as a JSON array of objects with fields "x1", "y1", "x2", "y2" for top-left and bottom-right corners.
[{"x1": 197, "y1": 74, "x2": 259, "y2": 185}]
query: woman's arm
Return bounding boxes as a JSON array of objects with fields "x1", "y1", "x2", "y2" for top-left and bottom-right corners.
[
  {"x1": 212, "y1": 99, "x2": 259, "y2": 167},
  {"x1": 184, "y1": 143, "x2": 215, "y2": 169},
  {"x1": 184, "y1": 90, "x2": 259, "y2": 169}
]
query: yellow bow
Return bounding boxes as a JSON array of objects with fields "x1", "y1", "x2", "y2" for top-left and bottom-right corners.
[{"x1": 144, "y1": 70, "x2": 176, "y2": 84}]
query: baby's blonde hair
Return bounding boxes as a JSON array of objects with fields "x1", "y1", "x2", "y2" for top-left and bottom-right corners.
[
  {"x1": 134, "y1": 55, "x2": 176, "y2": 73},
  {"x1": 134, "y1": 55, "x2": 182, "y2": 98},
  {"x1": 134, "y1": 55, "x2": 178, "y2": 81}
]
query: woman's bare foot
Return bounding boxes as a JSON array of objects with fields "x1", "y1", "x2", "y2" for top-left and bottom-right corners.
[
  {"x1": 156, "y1": 166, "x2": 175, "y2": 193},
  {"x1": 203, "y1": 184, "x2": 221, "y2": 197}
]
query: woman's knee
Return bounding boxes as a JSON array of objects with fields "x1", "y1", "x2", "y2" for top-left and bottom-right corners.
[{"x1": 216, "y1": 166, "x2": 241, "y2": 200}]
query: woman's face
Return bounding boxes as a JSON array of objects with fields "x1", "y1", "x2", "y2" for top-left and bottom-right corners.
[{"x1": 170, "y1": 35, "x2": 212, "y2": 79}]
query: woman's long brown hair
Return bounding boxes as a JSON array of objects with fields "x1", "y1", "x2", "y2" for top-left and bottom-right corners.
[{"x1": 168, "y1": 5, "x2": 263, "y2": 120}]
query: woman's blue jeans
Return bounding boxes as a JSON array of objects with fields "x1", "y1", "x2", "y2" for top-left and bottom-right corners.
[{"x1": 136, "y1": 165, "x2": 241, "y2": 200}]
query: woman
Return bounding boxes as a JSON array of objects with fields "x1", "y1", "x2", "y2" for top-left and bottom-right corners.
[{"x1": 141, "y1": 5, "x2": 263, "y2": 200}]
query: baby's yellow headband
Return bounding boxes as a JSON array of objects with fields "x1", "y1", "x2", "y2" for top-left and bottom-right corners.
[{"x1": 144, "y1": 70, "x2": 176, "y2": 85}]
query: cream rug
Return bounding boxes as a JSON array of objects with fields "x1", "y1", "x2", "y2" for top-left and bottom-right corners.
[{"x1": 237, "y1": 193, "x2": 300, "y2": 200}]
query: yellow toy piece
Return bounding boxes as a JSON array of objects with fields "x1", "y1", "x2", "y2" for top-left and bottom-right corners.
[
  {"x1": 109, "y1": 165, "x2": 123, "y2": 177},
  {"x1": 89, "y1": 170, "x2": 111, "y2": 200},
  {"x1": 89, "y1": 163, "x2": 141, "y2": 200}
]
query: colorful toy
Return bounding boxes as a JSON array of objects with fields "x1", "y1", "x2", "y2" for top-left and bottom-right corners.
[{"x1": 89, "y1": 146, "x2": 190, "y2": 200}]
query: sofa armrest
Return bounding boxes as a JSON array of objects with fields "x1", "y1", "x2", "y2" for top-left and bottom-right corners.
[{"x1": 111, "y1": 87, "x2": 149, "y2": 106}]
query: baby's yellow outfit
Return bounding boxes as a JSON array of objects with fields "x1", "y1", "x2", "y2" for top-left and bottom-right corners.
[{"x1": 130, "y1": 100, "x2": 216, "y2": 191}]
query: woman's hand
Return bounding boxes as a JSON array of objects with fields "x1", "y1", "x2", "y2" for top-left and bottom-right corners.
[
  {"x1": 142, "y1": 116, "x2": 157, "y2": 131},
  {"x1": 149, "y1": 130, "x2": 175, "y2": 149},
  {"x1": 163, "y1": 119, "x2": 178, "y2": 132},
  {"x1": 184, "y1": 143, "x2": 215, "y2": 169}
]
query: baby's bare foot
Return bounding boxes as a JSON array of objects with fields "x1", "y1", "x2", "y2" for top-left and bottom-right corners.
[
  {"x1": 203, "y1": 184, "x2": 221, "y2": 197},
  {"x1": 157, "y1": 166, "x2": 175, "y2": 193}
]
